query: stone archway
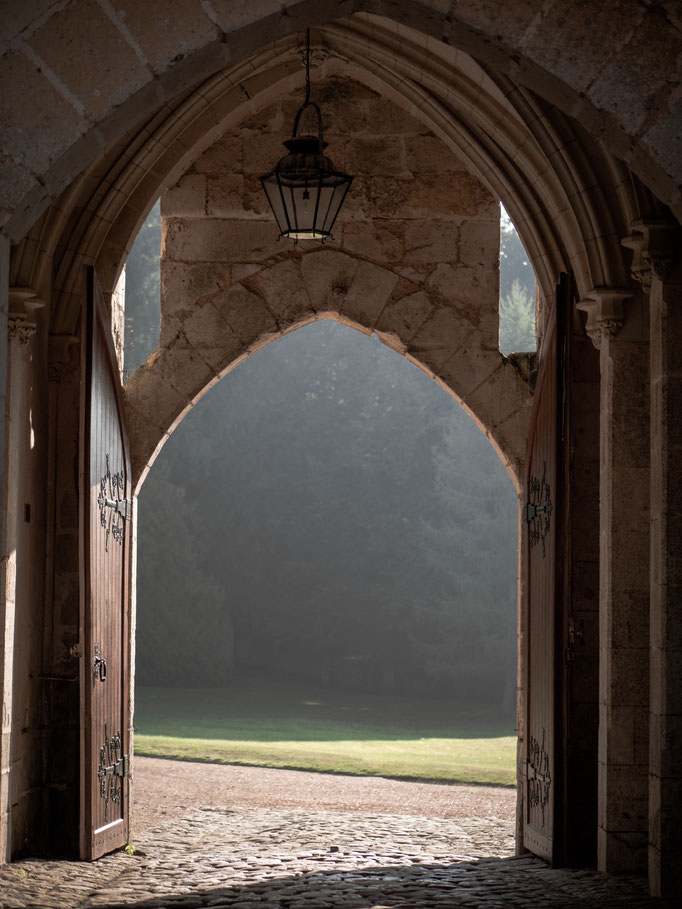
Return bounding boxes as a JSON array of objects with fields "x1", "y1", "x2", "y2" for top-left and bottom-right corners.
[
  {"x1": 123, "y1": 77, "x2": 532, "y2": 489},
  {"x1": 126, "y1": 248, "x2": 531, "y2": 491},
  {"x1": 1, "y1": 1, "x2": 680, "y2": 247},
  {"x1": 0, "y1": 2, "x2": 680, "y2": 898}
]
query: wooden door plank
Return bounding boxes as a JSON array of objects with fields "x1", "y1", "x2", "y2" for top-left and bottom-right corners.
[
  {"x1": 80, "y1": 267, "x2": 131, "y2": 860},
  {"x1": 523, "y1": 276, "x2": 567, "y2": 863}
]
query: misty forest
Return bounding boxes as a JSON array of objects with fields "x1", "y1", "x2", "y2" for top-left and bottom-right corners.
[{"x1": 126, "y1": 204, "x2": 535, "y2": 782}]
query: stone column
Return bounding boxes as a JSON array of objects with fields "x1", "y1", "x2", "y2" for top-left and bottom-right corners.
[
  {"x1": 580, "y1": 287, "x2": 650, "y2": 872},
  {"x1": 0, "y1": 235, "x2": 10, "y2": 863},
  {"x1": 645, "y1": 225, "x2": 682, "y2": 897}
]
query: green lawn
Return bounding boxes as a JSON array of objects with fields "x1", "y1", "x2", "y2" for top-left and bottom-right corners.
[{"x1": 134, "y1": 679, "x2": 516, "y2": 786}]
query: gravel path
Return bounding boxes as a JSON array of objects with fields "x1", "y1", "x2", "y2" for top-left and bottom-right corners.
[{"x1": 130, "y1": 757, "x2": 517, "y2": 837}]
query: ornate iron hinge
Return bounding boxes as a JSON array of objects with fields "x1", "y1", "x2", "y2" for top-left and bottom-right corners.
[
  {"x1": 97, "y1": 725, "x2": 128, "y2": 823},
  {"x1": 97, "y1": 454, "x2": 129, "y2": 551},
  {"x1": 526, "y1": 728, "x2": 552, "y2": 827},
  {"x1": 524, "y1": 462, "x2": 552, "y2": 558}
]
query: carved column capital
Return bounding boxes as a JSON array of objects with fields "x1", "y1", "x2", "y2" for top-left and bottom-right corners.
[
  {"x1": 576, "y1": 288, "x2": 632, "y2": 350},
  {"x1": 8, "y1": 287, "x2": 45, "y2": 345},
  {"x1": 622, "y1": 219, "x2": 680, "y2": 289}
]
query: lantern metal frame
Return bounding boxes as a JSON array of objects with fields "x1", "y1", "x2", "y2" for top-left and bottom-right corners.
[{"x1": 260, "y1": 30, "x2": 353, "y2": 241}]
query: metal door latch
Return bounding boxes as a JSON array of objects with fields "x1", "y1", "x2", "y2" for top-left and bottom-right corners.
[
  {"x1": 523, "y1": 501, "x2": 552, "y2": 523},
  {"x1": 93, "y1": 644, "x2": 107, "y2": 682}
]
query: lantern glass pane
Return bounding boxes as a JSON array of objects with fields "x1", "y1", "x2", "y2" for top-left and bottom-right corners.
[
  {"x1": 261, "y1": 174, "x2": 290, "y2": 234},
  {"x1": 262, "y1": 164, "x2": 352, "y2": 240}
]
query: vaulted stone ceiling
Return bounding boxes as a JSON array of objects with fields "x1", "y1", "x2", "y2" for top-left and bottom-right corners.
[
  {"x1": 7, "y1": 6, "x2": 676, "y2": 348},
  {"x1": 1, "y1": 0, "x2": 680, "y2": 247}
]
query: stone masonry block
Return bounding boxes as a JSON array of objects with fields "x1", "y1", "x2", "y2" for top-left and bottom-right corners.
[
  {"x1": 404, "y1": 221, "x2": 460, "y2": 263},
  {"x1": 111, "y1": 0, "x2": 219, "y2": 72},
  {"x1": 650, "y1": 645, "x2": 682, "y2": 717},
  {"x1": 376, "y1": 291, "x2": 433, "y2": 342},
  {"x1": 340, "y1": 260, "x2": 400, "y2": 330},
  {"x1": 125, "y1": 360, "x2": 185, "y2": 439},
  {"x1": 340, "y1": 220, "x2": 405, "y2": 263},
  {"x1": 588, "y1": 5, "x2": 678, "y2": 133},
  {"x1": 206, "y1": 0, "x2": 281, "y2": 38},
  {"x1": 248, "y1": 259, "x2": 312, "y2": 325},
  {"x1": 426, "y1": 173, "x2": 497, "y2": 219},
  {"x1": 649, "y1": 776, "x2": 682, "y2": 852},
  {"x1": 0, "y1": 51, "x2": 83, "y2": 176},
  {"x1": 164, "y1": 218, "x2": 279, "y2": 262},
  {"x1": 610, "y1": 529, "x2": 650, "y2": 594},
  {"x1": 598, "y1": 827, "x2": 647, "y2": 874},
  {"x1": 607, "y1": 643, "x2": 649, "y2": 707},
  {"x1": 211, "y1": 284, "x2": 277, "y2": 346},
  {"x1": 242, "y1": 174, "x2": 272, "y2": 218},
  {"x1": 611, "y1": 413, "x2": 650, "y2": 469},
  {"x1": 242, "y1": 133, "x2": 292, "y2": 175},
  {"x1": 427, "y1": 262, "x2": 499, "y2": 339},
  {"x1": 161, "y1": 175, "x2": 207, "y2": 218},
  {"x1": 156, "y1": 345, "x2": 217, "y2": 401},
  {"x1": 598, "y1": 763, "x2": 648, "y2": 831},
  {"x1": 161, "y1": 261, "x2": 231, "y2": 317},
  {"x1": 404, "y1": 135, "x2": 463, "y2": 174},
  {"x1": 464, "y1": 359, "x2": 530, "y2": 427},
  {"x1": 346, "y1": 137, "x2": 407, "y2": 176},
  {"x1": 301, "y1": 250, "x2": 359, "y2": 313},
  {"x1": 181, "y1": 299, "x2": 234, "y2": 353},
  {"x1": 486, "y1": 403, "x2": 531, "y2": 483},
  {"x1": 459, "y1": 219, "x2": 500, "y2": 267},
  {"x1": 452, "y1": 0, "x2": 546, "y2": 50},
  {"x1": 410, "y1": 306, "x2": 474, "y2": 364},
  {"x1": 206, "y1": 175, "x2": 245, "y2": 218},
  {"x1": 27, "y1": 0, "x2": 150, "y2": 119},
  {"x1": 523, "y1": 0, "x2": 640, "y2": 96},
  {"x1": 603, "y1": 704, "x2": 636, "y2": 765},
  {"x1": 193, "y1": 135, "x2": 243, "y2": 173}
]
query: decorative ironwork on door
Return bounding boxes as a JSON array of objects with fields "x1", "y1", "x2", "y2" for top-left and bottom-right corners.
[
  {"x1": 524, "y1": 461, "x2": 553, "y2": 558},
  {"x1": 527, "y1": 728, "x2": 552, "y2": 827},
  {"x1": 97, "y1": 724, "x2": 128, "y2": 824},
  {"x1": 97, "y1": 453, "x2": 129, "y2": 551}
]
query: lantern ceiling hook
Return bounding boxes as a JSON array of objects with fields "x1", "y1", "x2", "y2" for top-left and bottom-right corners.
[{"x1": 304, "y1": 27, "x2": 311, "y2": 107}]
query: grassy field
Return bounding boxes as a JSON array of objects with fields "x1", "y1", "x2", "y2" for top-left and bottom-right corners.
[{"x1": 133, "y1": 678, "x2": 516, "y2": 786}]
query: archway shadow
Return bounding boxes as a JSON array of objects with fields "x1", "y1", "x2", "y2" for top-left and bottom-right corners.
[{"x1": 98, "y1": 853, "x2": 662, "y2": 909}]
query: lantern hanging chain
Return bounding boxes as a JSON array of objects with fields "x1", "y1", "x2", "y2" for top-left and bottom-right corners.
[{"x1": 304, "y1": 28, "x2": 311, "y2": 107}]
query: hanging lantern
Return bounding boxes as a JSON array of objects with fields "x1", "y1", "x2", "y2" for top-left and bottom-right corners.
[{"x1": 260, "y1": 30, "x2": 353, "y2": 241}]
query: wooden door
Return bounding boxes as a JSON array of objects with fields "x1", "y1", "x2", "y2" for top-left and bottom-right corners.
[
  {"x1": 80, "y1": 267, "x2": 131, "y2": 860},
  {"x1": 522, "y1": 275, "x2": 567, "y2": 862}
]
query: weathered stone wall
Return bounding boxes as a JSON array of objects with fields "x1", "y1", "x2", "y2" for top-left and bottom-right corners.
[
  {"x1": 0, "y1": 1, "x2": 680, "y2": 245},
  {"x1": 126, "y1": 77, "x2": 532, "y2": 488}
]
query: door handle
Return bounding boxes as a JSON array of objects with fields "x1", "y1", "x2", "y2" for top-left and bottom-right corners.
[{"x1": 93, "y1": 644, "x2": 107, "y2": 682}]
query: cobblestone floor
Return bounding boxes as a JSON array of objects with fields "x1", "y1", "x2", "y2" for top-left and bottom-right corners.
[{"x1": 0, "y1": 806, "x2": 675, "y2": 909}]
